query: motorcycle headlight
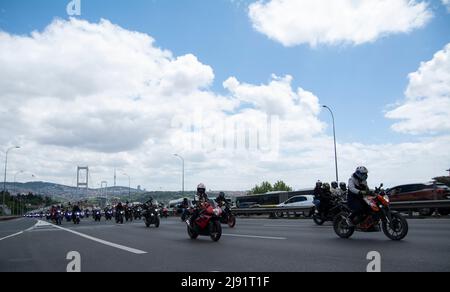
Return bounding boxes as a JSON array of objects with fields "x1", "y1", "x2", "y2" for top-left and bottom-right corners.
[
  {"x1": 383, "y1": 195, "x2": 390, "y2": 203},
  {"x1": 213, "y1": 208, "x2": 221, "y2": 216}
]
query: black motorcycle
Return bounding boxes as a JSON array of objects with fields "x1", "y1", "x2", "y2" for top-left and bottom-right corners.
[
  {"x1": 116, "y1": 210, "x2": 125, "y2": 224},
  {"x1": 72, "y1": 211, "x2": 81, "y2": 225},
  {"x1": 134, "y1": 207, "x2": 142, "y2": 220},
  {"x1": 105, "y1": 209, "x2": 113, "y2": 221},
  {"x1": 143, "y1": 204, "x2": 160, "y2": 228},
  {"x1": 125, "y1": 207, "x2": 133, "y2": 222},
  {"x1": 312, "y1": 195, "x2": 345, "y2": 225},
  {"x1": 53, "y1": 210, "x2": 62, "y2": 226},
  {"x1": 219, "y1": 204, "x2": 236, "y2": 228},
  {"x1": 93, "y1": 210, "x2": 102, "y2": 222}
]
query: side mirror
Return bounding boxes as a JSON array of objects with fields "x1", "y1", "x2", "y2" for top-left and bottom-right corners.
[{"x1": 380, "y1": 183, "x2": 384, "y2": 188}]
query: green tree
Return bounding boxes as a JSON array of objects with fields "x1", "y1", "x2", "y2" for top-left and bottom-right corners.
[
  {"x1": 273, "y1": 180, "x2": 293, "y2": 192},
  {"x1": 251, "y1": 181, "x2": 273, "y2": 195}
]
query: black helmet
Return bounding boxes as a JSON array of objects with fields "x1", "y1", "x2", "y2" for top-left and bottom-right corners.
[
  {"x1": 331, "y1": 182, "x2": 338, "y2": 189},
  {"x1": 316, "y1": 180, "x2": 322, "y2": 187}
]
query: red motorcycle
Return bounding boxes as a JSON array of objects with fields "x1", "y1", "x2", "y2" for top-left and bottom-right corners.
[{"x1": 187, "y1": 202, "x2": 223, "y2": 242}]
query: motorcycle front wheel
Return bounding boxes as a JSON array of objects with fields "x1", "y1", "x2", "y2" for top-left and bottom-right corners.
[
  {"x1": 313, "y1": 213, "x2": 325, "y2": 226},
  {"x1": 382, "y1": 213, "x2": 408, "y2": 241},
  {"x1": 187, "y1": 226, "x2": 198, "y2": 239},
  {"x1": 209, "y1": 221, "x2": 222, "y2": 242},
  {"x1": 333, "y1": 212, "x2": 355, "y2": 239}
]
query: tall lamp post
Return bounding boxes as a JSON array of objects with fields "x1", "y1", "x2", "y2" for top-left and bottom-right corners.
[
  {"x1": 3, "y1": 146, "x2": 20, "y2": 215},
  {"x1": 174, "y1": 154, "x2": 185, "y2": 196},
  {"x1": 322, "y1": 106, "x2": 339, "y2": 183}
]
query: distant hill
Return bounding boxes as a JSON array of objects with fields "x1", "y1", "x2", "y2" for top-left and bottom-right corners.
[
  {"x1": 4, "y1": 181, "x2": 248, "y2": 203},
  {"x1": 4, "y1": 181, "x2": 144, "y2": 199}
]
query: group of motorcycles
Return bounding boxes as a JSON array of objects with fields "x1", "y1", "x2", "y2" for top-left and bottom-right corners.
[{"x1": 313, "y1": 184, "x2": 409, "y2": 241}]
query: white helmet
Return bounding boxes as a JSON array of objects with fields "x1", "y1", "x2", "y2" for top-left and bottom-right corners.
[{"x1": 197, "y1": 183, "x2": 206, "y2": 190}]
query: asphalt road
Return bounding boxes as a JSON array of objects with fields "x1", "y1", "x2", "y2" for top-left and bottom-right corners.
[{"x1": 1, "y1": 216, "x2": 449, "y2": 272}]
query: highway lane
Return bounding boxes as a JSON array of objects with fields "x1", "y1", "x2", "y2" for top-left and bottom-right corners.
[{"x1": 0, "y1": 217, "x2": 449, "y2": 272}]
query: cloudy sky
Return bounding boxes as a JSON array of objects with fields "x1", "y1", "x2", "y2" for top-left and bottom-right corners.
[{"x1": 0, "y1": 0, "x2": 449, "y2": 191}]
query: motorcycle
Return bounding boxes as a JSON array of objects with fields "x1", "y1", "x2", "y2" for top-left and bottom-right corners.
[
  {"x1": 312, "y1": 195, "x2": 345, "y2": 226},
  {"x1": 105, "y1": 209, "x2": 113, "y2": 221},
  {"x1": 53, "y1": 210, "x2": 62, "y2": 225},
  {"x1": 65, "y1": 212, "x2": 72, "y2": 222},
  {"x1": 333, "y1": 184, "x2": 409, "y2": 241},
  {"x1": 219, "y1": 203, "x2": 236, "y2": 228},
  {"x1": 85, "y1": 210, "x2": 91, "y2": 219},
  {"x1": 93, "y1": 210, "x2": 102, "y2": 222},
  {"x1": 160, "y1": 207, "x2": 169, "y2": 218},
  {"x1": 73, "y1": 211, "x2": 81, "y2": 225},
  {"x1": 143, "y1": 204, "x2": 160, "y2": 228},
  {"x1": 125, "y1": 208, "x2": 133, "y2": 222},
  {"x1": 116, "y1": 210, "x2": 125, "y2": 224},
  {"x1": 134, "y1": 207, "x2": 143, "y2": 220},
  {"x1": 186, "y1": 201, "x2": 222, "y2": 242}
]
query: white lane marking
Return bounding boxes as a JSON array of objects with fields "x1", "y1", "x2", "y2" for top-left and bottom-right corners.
[
  {"x1": 222, "y1": 234, "x2": 286, "y2": 240},
  {"x1": 264, "y1": 224, "x2": 329, "y2": 228},
  {"x1": 0, "y1": 231, "x2": 24, "y2": 241},
  {"x1": 36, "y1": 221, "x2": 147, "y2": 255}
]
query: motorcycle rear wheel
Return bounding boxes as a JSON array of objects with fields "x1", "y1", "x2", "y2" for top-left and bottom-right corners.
[
  {"x1": 333, "y1": 212, "x2": 355, "y2": 239},
  {"x1": 382, "y1": 213, "x2": 408, "y2": 241},
  {"x1": 227, "y1": 215, "x2": 236, "y2": 228}
]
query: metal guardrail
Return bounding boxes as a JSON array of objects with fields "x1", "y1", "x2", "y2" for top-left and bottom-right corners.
[{"x1": 231, "y1": 200, "x2": 450, "y2": 216}]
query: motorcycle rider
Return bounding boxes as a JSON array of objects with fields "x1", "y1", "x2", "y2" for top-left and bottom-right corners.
[
  {"x1": 339, "y1": 182, "x2": 348, "y2": 199},
  {"x1": 215, "y1": 192, "x2": 227, "y2": 207},
  {"x1": 330, "y1": 182, "x2": 340, "y2": 197},
  {"x1": 116, "y1": 202, "x2": 124, "y2": 218},
  {"x1": 313, "y1": 180, "x2": 323, "y2": 207},
  {"x1": 318, "y1": 183, "x2": 332, "y2": 216},
  {"x1": 187, "y1": 183, "x2": 208, "y2": 226},
  {"x1": 347, "y1": 166, "x2": 371, "y2": 227},
  {"x1": 71, "y1": 204, "x2": 81, "y2": 221}
]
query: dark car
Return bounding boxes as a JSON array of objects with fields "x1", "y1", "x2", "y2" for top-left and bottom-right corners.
[{"x1": 387, "y1": 183, "x2": 450, "y2": 216}]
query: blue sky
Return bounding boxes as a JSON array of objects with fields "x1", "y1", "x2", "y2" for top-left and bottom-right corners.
[
  {"x1": 1, "y1": 0, "x2": 449, "y2": 145},
  {"x1": 0, "y1": 0, "x2": 449, "y2": 190}
]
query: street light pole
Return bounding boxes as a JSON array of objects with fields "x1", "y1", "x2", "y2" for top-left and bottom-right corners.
[
  {"x1": 174, "y1": 154, "x2": 185, "y2": 196},
  {"x1": 13, "y1": 170, "x2": 24, "y2": 197},
  {"x1": 3, "y1": 146, "x2": 20, "y2": 215},
  {"x1": 323, "y1": 106, "x2": 339, "y2": 183}
]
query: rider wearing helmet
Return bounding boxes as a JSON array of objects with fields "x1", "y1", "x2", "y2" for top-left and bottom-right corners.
[
  {"x1": 347, "y1": 166, "x2": 370, "y2": 226},
  {"x1": 215, "y1": 192, "x2": 227, "y2": 207},
  {"x1": 319, "y1": 183, "x2": 332, "y2": 216},
  {"x1": 330, "y1": 181, "x2": 340, "y2": 197},
  {"x1": 339, "y1": 182, "x2": 348, "y2": 199},
  {"x1": 187, "y1": 183, "x2": 209, "y2": 226}
]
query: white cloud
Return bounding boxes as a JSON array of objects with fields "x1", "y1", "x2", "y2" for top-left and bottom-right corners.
[
  {"x1": 248, "y1": 0, "x2": 432, "y2": 47},
  {"x1": 442, "y1": 0, "x2": 450, "y2": 11},
  {"x1": 0, "y1": 18, "x2": 448, "y2": 191},
  {"x1": 386, "y1": 43, "x2": 450, "y2": 135}
]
